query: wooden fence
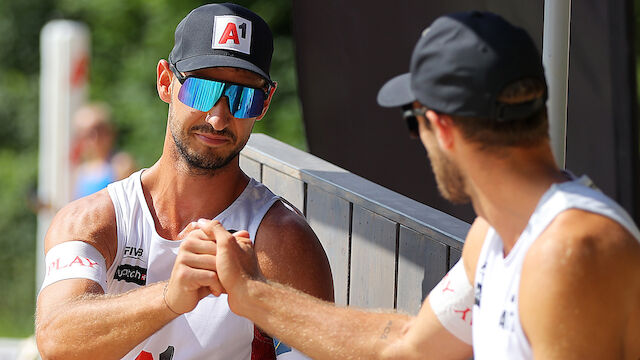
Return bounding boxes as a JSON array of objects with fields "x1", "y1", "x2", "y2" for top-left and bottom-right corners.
[{"x1": 240, "y1": 134, "x2": 470, "y2": 315}]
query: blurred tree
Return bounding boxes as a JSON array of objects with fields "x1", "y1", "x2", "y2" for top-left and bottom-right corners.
[
  {"x1": 0, "y1": 0, "x2": 56, "y2": 337},
  {"x1": 0, "y1": 0, "x2": 302, "y2": 337}
]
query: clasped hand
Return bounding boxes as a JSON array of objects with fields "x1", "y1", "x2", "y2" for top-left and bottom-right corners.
[{"x1": 164, "y1": 219, "x2": 263, "y2": 314}]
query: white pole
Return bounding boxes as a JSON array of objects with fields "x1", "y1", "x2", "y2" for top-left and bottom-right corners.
[
  {"x1": 37, "y1": 20, "x2": 89, "y2": 291},
  {"x1": 542, "y1": 0, "x2": 572, "y2": 169}
]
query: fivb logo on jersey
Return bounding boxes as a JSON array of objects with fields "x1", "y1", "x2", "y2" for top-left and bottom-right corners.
[{"x1": 212, "y1": 15, "x2": 252, "y2": 54}]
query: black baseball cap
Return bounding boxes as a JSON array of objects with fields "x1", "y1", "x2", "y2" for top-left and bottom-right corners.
[
  {"x1": 169, "y1": 3, "x2": 274, "y2": 84},
  {"x1": 377, "y1": 11, "x2": 547, "y2": 121}
]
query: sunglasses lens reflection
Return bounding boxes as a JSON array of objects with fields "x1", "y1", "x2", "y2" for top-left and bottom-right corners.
[{"x1": 178, "y1": 77, "x2": 266, "y2": 118}]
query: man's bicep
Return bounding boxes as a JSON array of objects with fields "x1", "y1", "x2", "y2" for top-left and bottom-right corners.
[{"x1": 43, "y1": 190, "x2": 117, "y2": 265}]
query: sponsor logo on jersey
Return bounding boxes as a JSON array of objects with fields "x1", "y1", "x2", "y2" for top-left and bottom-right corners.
[
  {"x1": 114, "y1": 264, "x2": 147, "y2": 285},
  {"x1": 474, "y1": 261, "x2": 487, "y2": 307},
  {"x1": 499, "y1": 294, "x2": 516, "y2": 331},
  {"x1": 135, "y1": 346, "x2": 174, "y2": 360},
  {"x1": 123, "y1": 246, "x2": 145, "y2": 261}
]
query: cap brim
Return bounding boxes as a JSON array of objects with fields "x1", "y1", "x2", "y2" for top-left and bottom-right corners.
[
  {"x1": 376, "y1": 73, "x2": 415, "y2": 107},
  {"x1": 176, "y1": 55, "x2": 273, "y2": 85}
]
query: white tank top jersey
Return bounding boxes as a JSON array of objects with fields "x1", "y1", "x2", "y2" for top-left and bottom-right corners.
[
  {"x1": 105, "y1": 170, "x2": 280, "y2": 360},
  {"x1": 472, "y1": 175, "x2": 640, "y2": 359}
]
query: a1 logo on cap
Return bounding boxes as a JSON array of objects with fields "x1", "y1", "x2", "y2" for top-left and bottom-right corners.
[{"x1": 212, "y1": 15, "x2": 252, "y2": 55}]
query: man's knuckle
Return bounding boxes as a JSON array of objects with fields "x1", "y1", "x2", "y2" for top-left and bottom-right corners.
[
  {"x1": 180, "y1": 240, "x2": 192, "y2": 251},
  {"x1": 174, "y1": 268, "x2": 187, "y2": 282}
]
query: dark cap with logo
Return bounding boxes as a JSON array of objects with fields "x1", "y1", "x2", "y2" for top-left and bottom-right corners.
[
  {"x1": 377, "y1": 11, "x2": 547, "y2": 121},
  {"x1": 169, "y1": 3, "x2": 274, "y2": 84}
]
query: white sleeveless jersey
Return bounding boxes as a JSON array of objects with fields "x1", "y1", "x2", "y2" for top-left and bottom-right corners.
[
  {"x1": 105, "y1": 170, "x2": 280, "y2": 360},
  {"x1": 472, "y1": 175, "x2": 640, "y2": 359}
]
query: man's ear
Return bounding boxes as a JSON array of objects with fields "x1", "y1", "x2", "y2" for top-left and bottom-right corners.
[
  {"x1": 255, "y1": 81, "x2": 277, "y2": 121},
  {"x1": 427, "y1": 110, "x2": 456, "y2": 151},
  {"x1": 157, "y1": 59, "x2": 173, "y2": 104}
]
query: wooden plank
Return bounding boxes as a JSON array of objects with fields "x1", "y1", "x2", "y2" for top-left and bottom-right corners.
[
  {"x1": 262, "y1": 165, "x2": 305, "y2": 213},
  {"x1": 306, "y1": 185, "x2": 350, "y2": 306},
  {"x1": 396, "y1": 226, "x2": 448, "y2": 315},
  {"x1": 239, "y1": 154, "x2": 261, "y2": 181},
  {"x1": 349, "y1": 206, "x2": 397, "y2": 309},
  {"x1": 449, "y1": 247, "x2": 462, "y2": 270},
  {"x1": 243, "y1": 134, "x2": 469, "y2": 247}
]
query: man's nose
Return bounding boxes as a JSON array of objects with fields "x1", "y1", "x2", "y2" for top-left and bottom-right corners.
[{"x1": 205, "y1": 97, "x2": 232, "y2": 131}]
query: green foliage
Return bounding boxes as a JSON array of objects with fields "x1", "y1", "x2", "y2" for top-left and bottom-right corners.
[
  {"x1": 0, "y1": 0, "x2": 302, "y2": 337},
  {"x1": 0, "y1": 151, "x2": 38, "y2": 337},
  {"x1": 0, "y1": 0, "x2": 55, "y2": 337}
]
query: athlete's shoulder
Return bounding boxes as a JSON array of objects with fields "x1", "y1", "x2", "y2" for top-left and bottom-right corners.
[
  {"x1": 255, "y1": 200, "x2": 334, "y2": 301},
  {"x1": 461, "y1": 216, "x2": 490, "y2": 284},
  {"x1": 538, "y1": 208, "x2": 639, "y2": 262},
  {"x1": 45, "y1": 189, "x2": 117, "y2": 266},
  {"x1": 259, "y1": 200, "x2": 308, "y2": 238},
  {"x1": 524, "y1": 208, "x2": 640, "y2": 281},
  {"x1": 520, "y1": 209, "x2": 640, "y2": 358},
  {"x1": 256, "y1": 201, "x2": 321, "y2": 265}
]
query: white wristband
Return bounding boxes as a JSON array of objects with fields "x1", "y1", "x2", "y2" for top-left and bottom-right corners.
[
  {"x1": 428, "y1": 260, "x2": 474, "y2": 344},
  {"x1": 41, "y1": 241, "x2": 108, "y2": 292}
]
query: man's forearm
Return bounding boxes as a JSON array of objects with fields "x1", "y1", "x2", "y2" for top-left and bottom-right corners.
[
  {"x1": 232, "y1": 279, "x2": 414, "y2": 360},
  {"x1": 37, "y1": 281, "x2": 178, "y2": 360}
]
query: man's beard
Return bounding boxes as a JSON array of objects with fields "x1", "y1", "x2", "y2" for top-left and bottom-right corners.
[
  {"x1": 428, "y1": 145, "x2": 470, "y2": 204},
  {"x1": 169, "y1": 107, "x2": 245, "y2": 175}
]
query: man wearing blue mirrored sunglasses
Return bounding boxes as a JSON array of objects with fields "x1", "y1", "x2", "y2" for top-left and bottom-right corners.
[{"x1": 36, "y1": 3, "x2": 333, "y2": 360}]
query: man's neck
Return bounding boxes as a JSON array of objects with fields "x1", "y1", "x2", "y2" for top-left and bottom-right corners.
[
  {"x1": 141, "y1": 154, "x2": 250, "y2": 240},
  {"x1": 463, "y1": 143, "x2": 567, "y2": 255}
]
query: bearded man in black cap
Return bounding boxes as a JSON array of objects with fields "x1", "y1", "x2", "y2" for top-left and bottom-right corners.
[
  {"x1": 35, "y1": 3, "x2": 333, "y2": 359},
  {"x1": 207, "y1": 11, "x2": 640, "y2": 360}
]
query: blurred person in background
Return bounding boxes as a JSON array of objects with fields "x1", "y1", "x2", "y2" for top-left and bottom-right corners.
[
  {"x1": 35, "y1": 3, "x2": 333, "y2": 360},
  {"x1": 70, "y1": 103, "x2": 136, "y2": 199}
]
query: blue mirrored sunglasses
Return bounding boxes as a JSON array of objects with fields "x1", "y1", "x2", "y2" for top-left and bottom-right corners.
[{"x1": 170, "y1": 63, "x2": 269, "y2": 119}]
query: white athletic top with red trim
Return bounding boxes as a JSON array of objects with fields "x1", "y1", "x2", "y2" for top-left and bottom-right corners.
[
  {"x1": 105, "y1": 170, "x2": 280, "y2": 360},
  {"x1": 472, "y1": 175, "x2": 640, "y2": 359}
]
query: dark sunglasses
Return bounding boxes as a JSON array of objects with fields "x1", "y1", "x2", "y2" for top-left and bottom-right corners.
[
  {"x1": 401, "y1": 105, "x2": 428, "y2": 138},
  {"x1": 170, "y1": 63, "x2": 269, "y2": 119}
]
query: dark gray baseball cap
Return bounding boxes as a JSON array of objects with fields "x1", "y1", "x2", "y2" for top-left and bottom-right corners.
[
  {"x1": 377, "y1": 11, "x2": 547, "y2": 121},
  {"x1": 169, "y1": 3, "x2": 274, "y2": 84}
]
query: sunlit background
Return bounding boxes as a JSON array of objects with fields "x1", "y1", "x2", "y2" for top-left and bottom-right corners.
[{"x1": 1, "y1": 0, "x2": 640, "y2": 343}]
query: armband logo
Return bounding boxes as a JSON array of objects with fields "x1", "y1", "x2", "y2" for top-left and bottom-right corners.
[
  {"x1": 453, "y1": 308, "x2": 472, "y2": 324},
  {"x1": 442, "y1": 273, "x2": 455, "y2": 293},
  {"x1": 114, "y1": 264, "x2": 147, "y2": 286},
  {"x1": 47, "y1": 256, "x2": 99, "y2": 275}
]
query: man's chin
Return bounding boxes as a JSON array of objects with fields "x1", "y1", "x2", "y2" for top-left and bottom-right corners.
[
  {"x1": 185, "y1": 150, "x2": 240, "y2": 172},
  {"x1": 437, "y1": 184, "x2": 471, "y2": 205}
]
